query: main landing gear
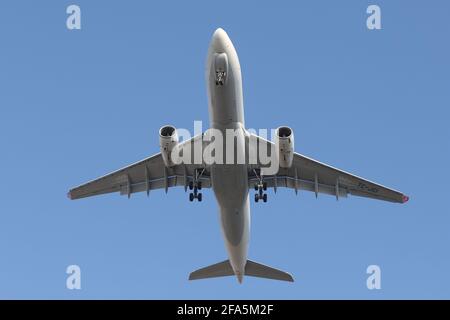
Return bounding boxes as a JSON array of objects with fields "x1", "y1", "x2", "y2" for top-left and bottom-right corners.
[
  {"x1": 189, "y1": 168, "x2": 204, "y2": 202},
  {"x1": 189, "y1": 180, "x2": 202, "y2": 202},
  {"x1": 254, "y1": 182, "x2": 268, "y2": 203},
  {"x1": 253, "y1": 169, "x2": 268, "y2": 203}
]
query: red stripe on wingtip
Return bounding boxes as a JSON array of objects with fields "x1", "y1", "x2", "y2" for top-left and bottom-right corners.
[{"x1": 402, "y1": 195, "x2": 409, "y2": 203}]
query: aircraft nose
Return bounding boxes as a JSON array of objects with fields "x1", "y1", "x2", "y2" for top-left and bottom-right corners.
[{"x1": 211, "y1": 28, "x2": 230, "y2": 53}]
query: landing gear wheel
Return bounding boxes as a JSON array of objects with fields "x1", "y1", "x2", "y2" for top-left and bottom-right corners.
[
  {"x1": 254, "y1": 194, "x2": 259, "y2": 203},
  {"x1": 189, "y1": 181, "x2": 194, "y2": 190},
  {"x1": 198, "y1": 193, "x2": 202, "y2": 202},
  {"x1": 198, "y1": 181, "x2": 202, "y2": 190},
  {"x1": 254, "y1": 184, "x2": 258, "y2": 191},
  {"x1": 263, "y1": 182, "x2": 267, "y2": 191},
  {"x1": 189, "y1": 193, "x2": 194, "y2": 202},
  {"x1": 263, "y1": 193, "x2": 268, "y2": 202}
]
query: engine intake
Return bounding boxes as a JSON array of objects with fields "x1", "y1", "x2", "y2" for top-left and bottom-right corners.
[
  {"x1": 159, "y1": 125, "x2": 179, "y2": 167},
  {"x1": 276, "y1": 126, "x2": 294, "y2": 168}
]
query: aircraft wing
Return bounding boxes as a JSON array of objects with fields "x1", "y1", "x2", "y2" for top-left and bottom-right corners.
[
  {"x1": 68, "y1": 135, "x2": 210, "y2": 200},
  {"x1": 248, "y1": 134, "x2": 408, "y2": 204}
]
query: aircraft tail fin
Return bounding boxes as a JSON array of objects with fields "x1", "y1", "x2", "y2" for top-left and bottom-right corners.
[{"x1": 188, "y1": 259, "x2": 294, "y2": 282}]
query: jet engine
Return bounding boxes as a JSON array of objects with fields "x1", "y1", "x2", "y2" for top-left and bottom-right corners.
[
  {"x1": 276, "y1": 126, "x2": 294, "y2": 168},
  {"x1": 159, "y1": 125, "x2": 179, "y2": 167}
]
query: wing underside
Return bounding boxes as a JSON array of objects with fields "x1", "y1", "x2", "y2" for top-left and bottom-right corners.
[
  {"x1": 68, "y1": 135, "x2": 210, "y2": 200},
  {"x1": 248, "y1": 134, "x2": 408, "y2": 204},
  {"x1": 69, "y1": 133, "x2": 408, "y2": 204}
]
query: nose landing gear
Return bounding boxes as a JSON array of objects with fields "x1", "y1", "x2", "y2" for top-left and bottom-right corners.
[
  {"x1": 214, "y1": 53, "x2": 228, "y2": 86},
  {"x1": 215, "y1": 71, "x2": 226, "y2": 86}
]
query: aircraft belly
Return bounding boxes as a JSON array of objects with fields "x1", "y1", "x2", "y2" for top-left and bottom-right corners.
[{"x1": 211, "y1": 164, "x2": 250, "y2": 272}]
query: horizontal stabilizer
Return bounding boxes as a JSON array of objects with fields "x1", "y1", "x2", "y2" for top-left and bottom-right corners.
[
  {"x1": 245, "y1": 260, "x2": 294, "y2": 282},
  {"x1": 189, "y1": 259, "x2": 294, "y2": 282},
  {"x1": 189, "y1": 260, "x2": 234, "y2": 280}
]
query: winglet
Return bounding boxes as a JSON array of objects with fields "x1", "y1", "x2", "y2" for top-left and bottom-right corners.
[{"x1": 402, "y1": 195, "x2": 409, "y2": 203}]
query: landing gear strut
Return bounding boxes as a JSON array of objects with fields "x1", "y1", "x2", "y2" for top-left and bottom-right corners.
[
  {"x1": 189, "y1": 168, "x2": 204, "y2": 202},
  {"x1": 253, "y1": 169, "x2": 268, "y2": 203}
]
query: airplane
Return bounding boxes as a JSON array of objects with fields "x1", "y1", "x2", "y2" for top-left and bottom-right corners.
[{"x1": 68, "y1": 28, "x2": 409, "y2": 283}]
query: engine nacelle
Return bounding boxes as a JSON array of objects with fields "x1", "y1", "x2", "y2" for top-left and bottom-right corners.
[
  {"x1": 276, "y1": 126, "x2": 294, "y2": 168},
  {"x1": 159, "y1": 125, "x2": 179, "y2": 167}
]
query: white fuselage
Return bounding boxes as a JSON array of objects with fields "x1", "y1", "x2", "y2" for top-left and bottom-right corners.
[{"x1": 205, "y1": 28, "x2": 249, "y2": 282}]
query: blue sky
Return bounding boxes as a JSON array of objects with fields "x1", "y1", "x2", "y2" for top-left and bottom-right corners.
[{"x1": 0, "y1": 0, "x2": 449, "y2": 299}]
